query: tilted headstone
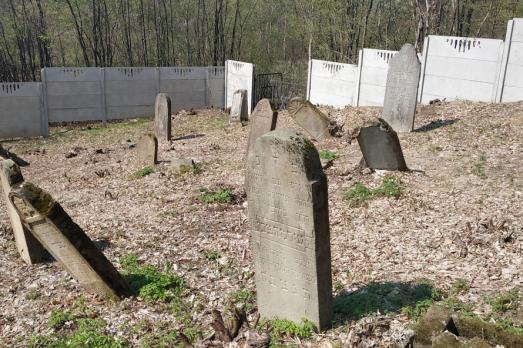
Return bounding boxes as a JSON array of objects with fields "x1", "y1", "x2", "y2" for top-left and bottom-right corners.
[
  {"x1": 230, "y1": 89, "x2": 248, "y2": 122},
  {"x1": 9, "y1": 182, "x2": 135, "y2": 298},
  {"x1": 357, "y1": 118, "x2": 408, "y2": 171},
  {"x1": 0, "y1": 160, "x2": 48, "y2": 264},
  {"x1": 137, "y1": 134, "x2": 158, "y2": 167},
  {"x1": 382, "y1": 44, "x2": 421, "y2": 133},
  {"x1": 155, "y1": 93, "x2": 172, "y2": 141},
  {"x1": 246, "y1": 128, "x2": 332, "y2": 329},
  {"x1": 246, "y1": 99, "x2": 278, "y2": 154},
  {"x1": 288, "y1": 98, "x2": 331, "y2": 141}
]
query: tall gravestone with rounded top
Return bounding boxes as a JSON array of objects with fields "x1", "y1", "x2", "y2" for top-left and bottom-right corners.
[
  {"x1": 382, "y1": 44, "x2": 421, "y2": 133},
  {"x1": 155, "y1": 93, "x2": 172, "y2": 141},
  {"x1": 246, "y1": 128, "x2": 332, "y2": 330},
  {"x1": 246, "y1": 99, "x2": 278, "y2": 154}
]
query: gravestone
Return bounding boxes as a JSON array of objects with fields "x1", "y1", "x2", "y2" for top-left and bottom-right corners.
[
  {"x1": 137, "y1": 134, "x2": 158, "y2": 166},
  {"x1": 9, "y1": 182, "x2": 135, "y2": 299},
  {"x1": 155, "y1": 93, "x2": 172, "y2": 141},
  {"x1": 382, "y1": 44, "x2": 421, "y2": 133},
  {"x1": 246, "y1": 99, "x2": 278, "y2": 154},
  {"x1": 246, "y1": 128, "x2": 332, "y2": 329},
  {"x1": 0, "y1": 160, "x2": 48, "y2": 264},
  {"x1": 357, "y1": 119, "x2": 408, "y2": 171},
  {"x1": 288, "y1": 98, "x2": 331, "y2": 141},
  {"x1": 230, "y1": 89, "x2": 248, "y2": 122}
]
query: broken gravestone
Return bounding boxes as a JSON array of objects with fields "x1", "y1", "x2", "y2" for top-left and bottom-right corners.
[
  {"x1": 246, "y1": 99, "x2": 278, "y2": 154},
  {"x1": 230, "y1": 89, "x2": 248, "y2": 122},
  {"x1": 137, "y1": 134, "x2": 158, "y2": 167},
  {"x1": 0, "y1": 160, "x2": 48, "y2": 264},
  {"x1": 288, "y1": 98, "x2": 332, "y2": 141},
  {"x1": 357, "y1": 118, "x2": 408, "y2": 171},
  {"x1": 155, "y1": 93, "x2": 172, "y2": 141},
  {"x1": 246, "y1": 128, "x2": 332, "y2": 330},
  {"x1": 9, "y1": 182, "x2": 135, "y2": 299},
  {"x1": 382, "y1": 43, "x2": 421, "y2": 133}
]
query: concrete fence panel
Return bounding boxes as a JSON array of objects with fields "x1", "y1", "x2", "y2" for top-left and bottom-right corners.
[
  {"x1": 419, "y1": 35, "x2": 505, "y2": 103},
  {"x1": 160, "y1": 67, "x2": 207, "y2": 112},
  {"x1": 207, "y1": 67, "x2": 225, "y2": 108},
  {"x1": 499, "y1": 19, "x2": 523, "y2": 102},
  {"x1": 43, "y1": 67, "x2": 104, "y2": 122},
  {"x1": 306, "y1": 59, "x2": 357, "y2": 108},
  {"x1": 225, "y1": 60, "x2": 254, "y2": 114},
  {"x1": 0, "y1": 83, "x2": 47, "y2": 139},
  {"x1": 354, "y1": 49, "x2": 397, "y2": 107},
  {"x1": 105, "y1": 67, "x2": 158, "y2": 119}
]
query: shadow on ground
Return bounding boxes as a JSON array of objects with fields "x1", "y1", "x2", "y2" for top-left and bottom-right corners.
[
  {"x1": 333, "y1": 281, "x2": 438, "y2": 325},
  {"x1": 173, "y1": 134, "x2": 205, "y2": 141},
  {"x1": 415, "y1": 119, "x2": 457, "y2": 132}
]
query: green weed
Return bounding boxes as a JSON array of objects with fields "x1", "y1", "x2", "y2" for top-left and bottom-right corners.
[
  {"x1": 472, "y1": 153, "x2": 487, "y2": 179},
  {"x1": 488, "y1": 289, "x2": 519, "y2": 314},
  {"x1": 202, "y1": 249, "x2": 220, "y2": 261},
  {"x1": 198, "y1": 188, "x2": 233, "y2": 204},
  {"x1": 264, "y1": 318, "x2": 315, "y2": 346},
  {"x1": 344, "y1": 176, "x2": 401, "y2": 206},
  {"x1": 229, "y1": 288, "x2": 256, "y2": 311},
  {"x1": 49, "y1": 310, "x2": 75, "y2": 329},
  {"x1": 319, "y1": 150, "x2": 337, "y2": 161},
  {"x1": 132, "y1": 166, "x2": 154, "y2": 178}
]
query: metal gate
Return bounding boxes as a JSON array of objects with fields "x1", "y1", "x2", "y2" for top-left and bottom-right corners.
[{"x1": 254, "y1": 73, "x2": 306, "y2": 110}]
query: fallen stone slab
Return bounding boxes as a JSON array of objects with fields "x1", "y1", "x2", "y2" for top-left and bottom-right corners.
[{"x1": 287, "y1": 98, "x2": 332, "y2": 141}]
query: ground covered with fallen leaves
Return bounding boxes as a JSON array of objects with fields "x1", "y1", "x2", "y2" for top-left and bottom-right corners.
[{"x1": 0, "y1": 101, "x2": 522, "y2": 347}]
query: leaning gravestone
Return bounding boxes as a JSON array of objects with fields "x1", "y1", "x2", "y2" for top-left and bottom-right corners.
[
  {"x1": 9, "y1": 182, "x2": 135, "y2": 298},
  {"x1": 382, "y1": 43, "x2": 421, "y2": 133},
  {"x1": 155, "y1": 93, "x2": 172, "y2": 141},
  {"x1": 246, "y1": 99, "x2": 278, "y2": 154},
  {"x1": 137, "y1": 134, "x2": 158, "y2": 166},
  {"x1": 357, "y1": 118, "x2": 408, "y2": 171},
  {"x1": 288, "y1": 98, "x2": 331, "y2": 141},
  {"x1": 230, "y1": 89, "x2": 248, "y2": 122},
  {"x1": 246, "y1": 128, "x2": 332, "y2": 330},
  {"x1": 0, "y1": 160, "x2": 48, "y2": 264}
]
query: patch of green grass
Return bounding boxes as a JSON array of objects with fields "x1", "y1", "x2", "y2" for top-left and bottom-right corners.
[
  {"x1": 29, "y1": 318, "x2": 125, "y2": 348},
  {"x1": 229, "y1": 288, "x2": 256, "y2": 311},
  {"x1": 140, "y1": 331, "x2": 179, "y2": 348},
  {"x1": 202, "y1": 249, "x2": 220, "y2": 261},
  {"x1": 472, "y1": 153, "x2": 487, "y2": 179},
  {"x1": 121, "y1": 254, "x2": 185, "y2": 303},
  {"x1": 82, "y1": 118, "x2": 150, "y2": 136},
  {"x1": 344, "y1": 176, "x2": 401, "y2": 207},
  {"x1": 450, "y1": 278, "x2": 470, "y2": 295},
  {"x1": 319, "y1": 150, "x2": 337, "y2": 161},
  {"x1": 334, "y1": 281, "x2": 441, "y2": 321},
  {"x1": 198, "y1": 188, "x2": 233, "y2": 204},
  {"x1": 49, "y1": 310, "x2": 75, "y2": 329},
  {"x1": 263, "y1": 318, "x2": 315, "y2": 346},
  {"x1": 488, "y1": 289, "x2": 519, "y2": 314},
  {"x1": 132, "y1": 166, "x2": 154, "y2": 178}
]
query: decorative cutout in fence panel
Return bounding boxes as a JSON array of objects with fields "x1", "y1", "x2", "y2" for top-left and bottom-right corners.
[
  {"x1": 307, "y1": 59, "x2": 357, "y2": 108},
  {"x1": 354, "y1": 49, "x2": 398, "y2": 107},
  {"x1": 500, "y1": 19, "x2": 523, "y2": 102},
  {"x1": 43, "y1": 68, "x2": 104, "y2": 122},
  {"x1": 225, "y1": 60, "x2": 254, "y2": 115},
  {"x1": 419, "y1": 35, "x2": 505, "y2": 104},
  {"x1": 0, "y1": 83, "x2": 47, "y2": 139}
]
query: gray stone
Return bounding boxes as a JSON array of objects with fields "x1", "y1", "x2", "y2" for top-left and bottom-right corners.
[
  {"x1": 288, "y1": 98, "x2": 331, "y2": 141},
  {"x1": 155, "y1": 93, "x2": 172, "y2": 141},
  {"x1": 8, "y1": 182, "x2": 135, "y2": 299},
  {"x1": 230, "y1": 89, "x2": 248, "y2": 122},
  {"x1": 357, "y1": 119, "x2": 408, "y2": 171},
  {"x1": 137, "y1": 134, "x2": 158, "y2": 167},
  {"x1": 169, "y1": 158, "x2": 196, "y2": 174},
  {"x1": 0, "y1": 160, "x2": 48, "y2": 264},
  {"x1": 246, "y1": 128, "x2": 332, "y2": 330},
  {"x1": 382, "y1": 44, "x2": 421, "y2": 133},
  {"x1": 246, "y1": 99, "x2": 278, "y2": 154}
]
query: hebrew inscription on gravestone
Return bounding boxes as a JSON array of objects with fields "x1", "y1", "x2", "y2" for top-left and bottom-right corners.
[
  {"x1": 246, "y1": 99, "x2": 278, "y2": 154},
  {"x1": 382, "y1": 44, "x2": 421, "y2": 133},
  {"x1": 288, "y1": 98, "x2": 332, "y2": 141},
  {"x1": 155, "y1": 93, "x2": 172, "y2": 141},
  {"x1": 0, "y1": 160, "x2": 48, "y2": 264},
  {"x1": 246, "y1": 128, "x2": 332, "y2": 329},
  {"x1": 9, "y1": 182, "x2": 135, "y2": 299}
]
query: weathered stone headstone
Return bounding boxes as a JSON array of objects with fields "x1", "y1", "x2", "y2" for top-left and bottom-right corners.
[
  {"x1": 0, "y1": 160, "x2": 48, "y2": 264},
  {"x1": 357, "y1": 119, "x2": 408, "y2": 171},
  {"x1": 246, "y1": 128, "x2": 332, "y2": 329},
  {"x1": 9, "y1": 182, "x2": 135, "y2": 299},
  {"x1": 137, "y1": 134, "x2": 157, "y2": 166},
  {"x1": 155, "y1": 93, "x2": 172, "y2": 141},
  {"x1": 288, "y1": 98, "x2": 331, "y2": 141},
  {"x1": 382, "y1": 44, "x2": 421, "y2": 133},
  {"x1": 230, "y1": 89, "x2": 248, "y2": 122},
  {"x1": 246, "y1": 99, "x2": 278, "y2": 154}
]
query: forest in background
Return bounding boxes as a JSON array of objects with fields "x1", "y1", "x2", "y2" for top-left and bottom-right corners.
[{"x1": 1, "y1": 0, "x2": 522, "y2": 82}]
